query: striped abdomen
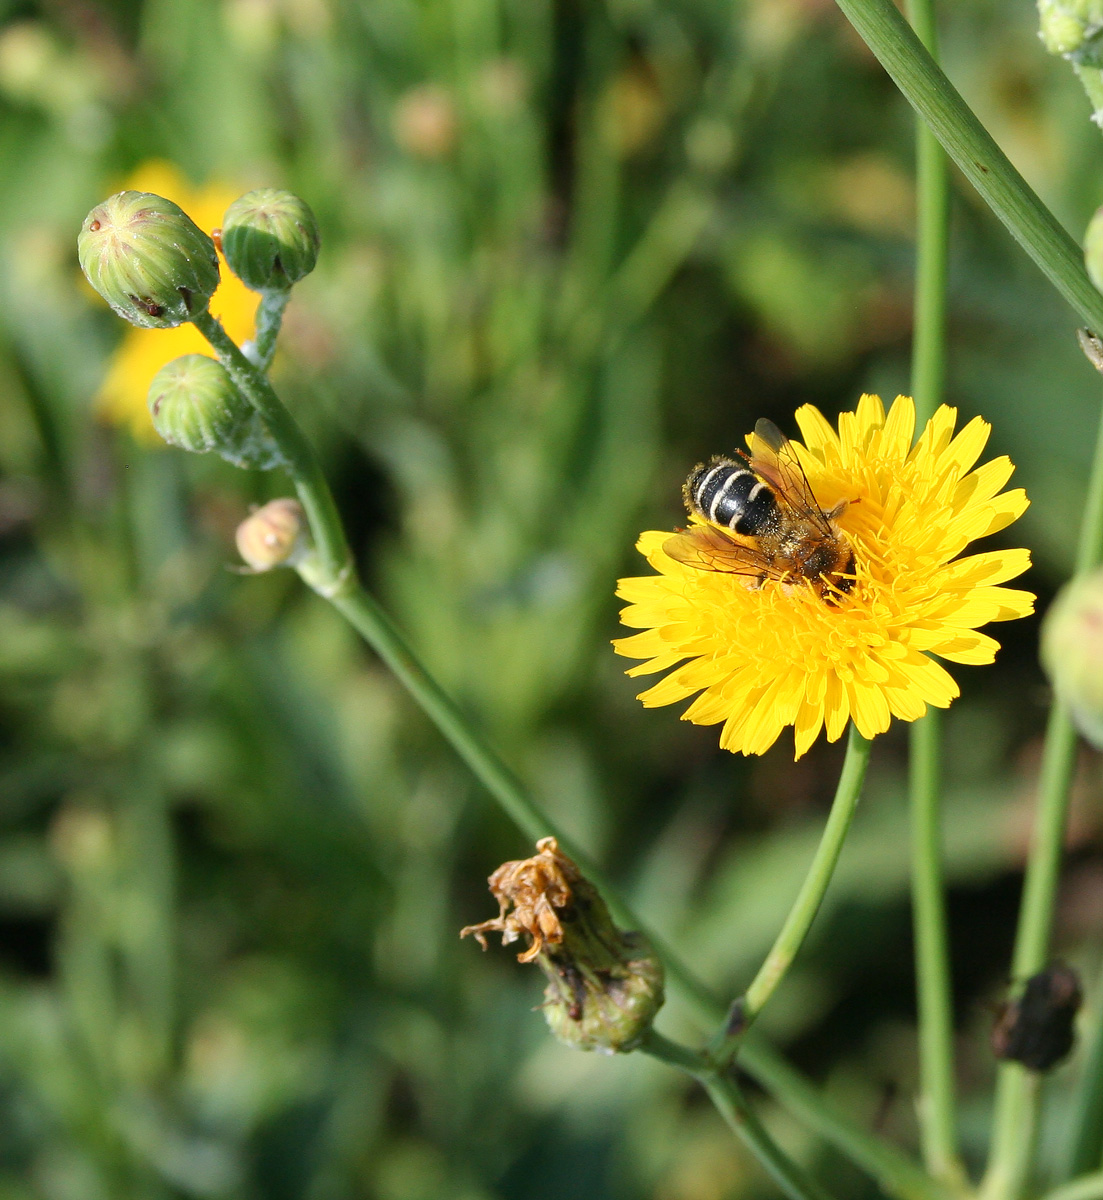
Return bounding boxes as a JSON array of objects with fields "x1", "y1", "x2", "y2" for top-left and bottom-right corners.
[{"x1": 685, "y1": 458, "x2": 777, "y2": 534}]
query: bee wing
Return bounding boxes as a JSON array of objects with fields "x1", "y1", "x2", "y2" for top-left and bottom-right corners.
[
  {"x1": 749, "y1": 419, "x2": 832, "y2": 533},
  {"x1": 663, "y1": 524, "x2": 773, "y2": 578}
]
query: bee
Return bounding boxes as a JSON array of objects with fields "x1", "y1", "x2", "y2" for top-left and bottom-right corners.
[{"x1": 665, "y1": 418, "x2": 853, "y2": 597}]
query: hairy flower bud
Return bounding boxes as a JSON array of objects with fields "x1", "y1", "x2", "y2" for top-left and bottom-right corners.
[
  {"x1": 1038, "y1": 0, "x2": 1103, "y2": 58},
  {"x1": 147, "y1": 356, "x2": 284, "y2": 470},
  {"x1": 461, "y1": 838, "x2": 664, "y2": 1053},
  {"x1": 1041, "y1": 567, "x2": 1103, "y2": 747},
  {"x1": 148, "y1": 355, "x2": 248, "y2": 452},
  {"x1": 78, "y1": 192, "x2": 219, "y2": 328},
  {"x1": 236, "y1": 498, "x2": 312, "y2": 572},
  {"x1": 220, "y1": 189, "x2": 320, "y2": 292}
]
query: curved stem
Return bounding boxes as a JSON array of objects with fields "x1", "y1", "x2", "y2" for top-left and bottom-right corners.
[
  {"x1": 641, "y1": 1029, "x2": 835, "y2": 1200},
  {"x1": 902, "y1": 0, "x2": 962, "y2": 1184},
  {"x1": 189, "y1": 314, "x2": 944, "y2": 1200},
  {"x1": 714, "y1": 727, "x2": 872, "y2": 1061},
  {"x1": 832, "y1": 0, "x2": 1103, "y2": 333},
  {"x1": 739, "y1": 1035, "x2": 952, "y2": 1200}
]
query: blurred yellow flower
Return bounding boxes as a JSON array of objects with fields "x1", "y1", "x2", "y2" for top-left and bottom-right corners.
[
  {"x1": 615, "y1": 395, "x2": 1035, "y2": 758},
  {"x1": 92, "y1": 161, "x2": 258, "y2": 442}
]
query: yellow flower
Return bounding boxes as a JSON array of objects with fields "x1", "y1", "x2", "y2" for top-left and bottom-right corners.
[
  {"x1": 614, "y1": 395, "x2": 1035, "y2": 758},
  {"x1": 92, "y1": 161, "x2": 259, "y2": 442}
]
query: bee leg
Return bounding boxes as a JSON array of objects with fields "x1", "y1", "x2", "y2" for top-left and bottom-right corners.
[{"x1": 824, "y1": 499, "x2": 850, "y2": 520}]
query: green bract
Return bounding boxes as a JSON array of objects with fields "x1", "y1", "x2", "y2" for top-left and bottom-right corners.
[
  {"x1": 221, "y1": 188, "x2": 321, "y2": 292},
  {"x1": 78, "y1": 192, "x2": 219, "y2": 329}
]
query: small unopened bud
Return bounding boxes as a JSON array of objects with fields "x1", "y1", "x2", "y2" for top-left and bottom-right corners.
[
  {"x1": 147, "y1": 355, "x2": 284, "y2": 470},
  {"x1": 991, "y1": 963, "x2": 1081, "y2": 1072},
  {"x1": 461, "y1": 838, "x2": 664, "y2": 1053},
  {"x1": 220, "y1": 189, "x2": 320, "y2": 292},
  {"x1": 235, "y1": 498, "x2": 311, "y2": 571},
  {"x1": 1041, "y1": 568, "x2": 1103, "y2": 747},
  {"x1": 1038, "y1": 0, "x2": 1103, "y2": 58},
  {"x1": 78, "y1": 191, "x2": 219, "y2": 328},
  {"x1": 148, "y1": 354, "x2": 249, "y2": 452}
]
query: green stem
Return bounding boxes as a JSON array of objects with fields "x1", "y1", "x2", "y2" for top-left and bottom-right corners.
[
  {"x1": 192, "y1": 309, "x2": 352, "y2": 584},
  {"x1": 252, "y1": 289, "x2": 290, "y2": 371},
  {"x1": 903, "y1": 0, "x2": 962, "y2": 1184},
  {"x1": 739, "y1": 1035, "x2": 952, "y2": 1200},
  {"x1": 984, "y1": 352, "x2": 1103, "y2": 1200},
  {"x1": 910, "y1": 710, "x2": 964, "y2": 1186},
  {"x1": 641, "y1": 1029, "x2": 835, "y2": 1200},
  {"x1": 714, "y1": 727, "x2": 872, "y2": 1060},
  {"x1": 191, "y1": 315, "x2": 945, "y2": 1200},
  {"x1": 832, "y1": 0, "x2": 1103, "y2": 333},
  {"x1": 332, "y1": 589, "x2": 941, "y2": 1199}
]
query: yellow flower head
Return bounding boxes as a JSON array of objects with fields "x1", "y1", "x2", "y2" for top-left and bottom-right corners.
[
  {"x1": 614, "y1": 395, "x2": 1035, "y2": 758},
  {"x1": 92, "y1": 161, "x2": 259, "y2": 442}
]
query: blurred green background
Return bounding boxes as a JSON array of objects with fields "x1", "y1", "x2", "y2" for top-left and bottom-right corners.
[{"x1": 0, "y1": 0, "x2": 1101, "y2": 1196}]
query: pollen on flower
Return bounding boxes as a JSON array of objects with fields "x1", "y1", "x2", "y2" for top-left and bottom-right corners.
[{"x1": 614, "y1": 394, "x2": 1035, "y2": 759}]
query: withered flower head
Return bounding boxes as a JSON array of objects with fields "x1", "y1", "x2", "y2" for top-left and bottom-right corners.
[
  {"x1": 461, "y1": 838, "x2": 664, "y2": 1053},
  {"x1": 991, "y1": 963, "x2": 1082, "y2": 1073}
]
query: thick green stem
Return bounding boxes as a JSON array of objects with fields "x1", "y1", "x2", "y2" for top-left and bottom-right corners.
[
  {"x1": 902, "y1": 0, "x2": 962, "y2": 1184},
  {"x1": 713, "y1": 727, "x2": 872, "y2": 1061},
  {"x1": 641, "y1": 1029, "x2": 835, "y2": 1200},
  {"x1": 832, "y1": 0, "x2": 1103, "y2": 334},
  {"x1": 984, "y1": 353, "x2": 1103, "y2": 1200}
]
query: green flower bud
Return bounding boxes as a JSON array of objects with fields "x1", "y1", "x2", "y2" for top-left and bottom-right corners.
[
  {"x1": 78, "y1": 192, "x2": 219, "y2": 328},
  {"x1": 1038, "y1": 0, "x2": 1103, "y2": 62},
  {"x1": 1041, "y1": 568, "x2": 1103, "y2": 748},
  {"x1": 220, "y1": 189, "x2": 320, "y2": 292},
  {"x1": 461, "y1": 838, "x2": 664, "y2": 1053},
  {"x1": 148, "y1": 354, "x2": 249, "y2": 453},
  {"x1": 147, "y1": 355, "x2": 285, "y2": 470},
  {"x1": 235, "y1": 498, "x2": 312, "y2": 571}
]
